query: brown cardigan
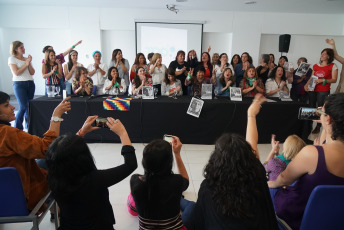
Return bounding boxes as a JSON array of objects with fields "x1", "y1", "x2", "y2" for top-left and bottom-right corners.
[{"x1": 0, "y1": 124, "x2": 57, "y2": 211}]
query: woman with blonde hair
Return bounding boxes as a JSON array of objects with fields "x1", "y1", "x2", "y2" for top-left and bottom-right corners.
[
  {"x1": 264, "y1": 134, "x2": 306, "y2": 181},
  {"x1": 149, "y1": 53, "x2": 167, "y2": 95},
  {"x1": 8, "y1": 41, "x2": 35, "y2": 130}
]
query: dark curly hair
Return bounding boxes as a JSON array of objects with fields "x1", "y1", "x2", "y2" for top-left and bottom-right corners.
[
  {"x1": 107, "y1": 66, "x2": 121, "y2": 85},
  {"x1": 164, "y1": 68, "x2": 176, "y2": 84},
  {"x1": 46, "y1": 134, "x2": 97, "y2": 200},
  {"x1": 269, "y1": 66, "x2": 286, "y2": 82},
  {"x1": 320, "y1": 48, "x2": 334, "y2": 64},
  {"x1": 324, "y1": 93, "x2": 344, "y2": 141},
  {"x1": 203, "y1": 133, "x2": 262, "y2": 219}
]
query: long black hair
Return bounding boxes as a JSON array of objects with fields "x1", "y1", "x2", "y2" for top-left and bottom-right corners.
[
  {"x1": 141, "y1": 140, "x2": 173, "y2": 203},
  {"x1": 107, "y1": 66, "x2": 121, "y2": 84},
  {"x1": 134, "y1": 66, "x2": 145, "y2": 87},
  {"x1": 111, "y1": 49, "x2": 125, "y2": 63},
  {"x1": 203, "y1": 133, "x2": 262, "y2": 219},
  {"x1": 46, "y1": 134, "x2": 97, "y2": 200},
  {"x1": 67, "y1": 50, "x2": 78, "y2": 71},
  {"x1": 269, "y1": 66, "x2": 286, "y2": 81},
  {"x1": 0, "y1": 91, "x2": 11, "y2": 126}
]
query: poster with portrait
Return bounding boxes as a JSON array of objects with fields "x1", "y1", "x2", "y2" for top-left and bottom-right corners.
[
  {"x1": 295, "y1": 62, "x2": 311, "y2": 76},
  {"x1": 142, "y1": 86, "x2": 154, "y2": 99},
  {"x1": 308, "y1": 75, "x2": 318, "y2": 91},
  {"x1": 230, "y1": 87, "x2": 242, "y2": 101},
  {"x1": 187, "y1": 97, "x2": 204, "y2": 118},
  {"x1": 201, "y1": 84, "x2": 213, "y2": 99}
]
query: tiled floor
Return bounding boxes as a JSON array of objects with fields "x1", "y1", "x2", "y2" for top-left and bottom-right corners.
[{"x1": 0, "y1": 142, "x2": 272, "y2": 230}]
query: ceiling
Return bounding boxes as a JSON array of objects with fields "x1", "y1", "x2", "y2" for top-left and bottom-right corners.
[{"x1": 0, "y1": 0, "x2": 344, "y2": 15}]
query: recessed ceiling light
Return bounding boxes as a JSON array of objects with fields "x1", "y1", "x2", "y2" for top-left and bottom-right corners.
[{"x1": 245, "y1": 1, "x2": 257, "y2": 4}]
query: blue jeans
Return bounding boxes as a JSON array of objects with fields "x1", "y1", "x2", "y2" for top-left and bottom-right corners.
[
  {"x1": 13, "y1": 81, "x2": 35, "y2": 130},
  {"x1": 180, "y1": 198, "x2": 196, "y2": 229}
]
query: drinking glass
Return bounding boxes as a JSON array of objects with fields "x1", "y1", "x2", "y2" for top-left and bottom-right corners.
[
  {"x1": 154, "y1": 88, "x2": 158, "y2": 98},
  {"x1": 55, "y1": 86, "x2": 60, "y2": 97}
]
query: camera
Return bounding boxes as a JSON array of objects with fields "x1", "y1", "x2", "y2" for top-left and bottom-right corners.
[
  {"x1": 94, "y1": 117, "x2": 109, "y2": 128},
  {"x1": 163, "y1": 134, "x2": 173, "y2": 143},
  {"x1": 298, "y1": 107, "x2": 320, "y2": 120}
]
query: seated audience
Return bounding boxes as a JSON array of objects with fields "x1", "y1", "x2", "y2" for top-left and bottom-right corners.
[
  {"x1": 109, "y1": 49, "x2": 130, "y2": 92},
  {"x1": 256, "y1": 54, "x2": 270, "y2": 85},
  {"x1": 64, "y1": 50, "x2": 83, "y2": 95},
  {"x1": 161, "y1": 68, "x2": 183, "y2": 96},
  {"x1": 290, "y1": 57, "x2": 312, "y2": 102},
  {"x1": 215, "y1": 67, "x2": 234, "y2": 97},
  {"x1": 181, "y1": 94, "x2": 278, "y2": 230},
  {"x1": 130, "y1": 53, "x2": 149, "y2": 81},
  {"x1": 132, "y1": 66, "x2": 153, "y2": 95},
  {"x1": 103, "y1": 67, "x2": 126, "y2": 95},
  {"x1": 0, "y1": 91, "x2": 71, "y2": 212},
  {"x1": 169, "y1": 50, "x2": 190, "y2": 95},
  {"x1": 240, "y1": 67, "x2": 265, "y2": 97},
  {"x1": 265, "y1": 66, "x2": 289, "y2": 97},
  {"x1": 128, "y1": 136, "x2": 189, "y2": 229},
  {"x1": 235, "y1": 52, "x2": 253, "y2": 87},
  {"x1": 264, "y1": 134, "x2": 306, "y2": 181},
  {"x1": 149, "y1": 53, "x2": 167, "y2": 95},
  {"x1": 72, "y1": 67, "x2": 93, "y2": 96},
  {"x1": 230, "y1": 54, "x2": 241, "y2": 71},
  {"x1": 187, "y1": 49, "x2": 198, "y2": 69},
  {"x1": 268, "y1": 93, "x2": 344, "y2": 230},
  {"x1": 46, "y1": 118, "x2": 137, "y2": 230},
  {"x1": 87, "y1": 51, "x2": 108, "y2": 95},
  {"x1": 185, "y1": 66, "x2": 210, "y2": 97},
  {"x1": 42, "y1": 49, "x2": 63, "y2": 95},
  {"x1": 326, "y1": 39, "x2": 344, "y2": 93}
]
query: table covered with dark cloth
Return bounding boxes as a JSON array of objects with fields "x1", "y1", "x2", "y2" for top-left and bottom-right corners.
[{"x1": 28, "y1": 96, "x2": 306, "y2": 144}]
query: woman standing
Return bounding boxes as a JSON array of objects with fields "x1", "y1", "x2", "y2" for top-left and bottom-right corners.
[
  {"x1": 169, "y1": 50, "x2": 190, "y2": 95},
  {"x1": 130, "y1": 53, "x2": 149, "y2": 81},
  {"x1": 230, "y1": 54, "x2": 241, "y2": 71},
  {"x1": 240, "y1": 67, "x2": 265, "y2": 97},
  {"x1": 304, "y1": 48, "x2": 338, "y2": 134},
  {"x1": 326, "y1": 39, "x2": 344, "y2": 93},
  {"x1": 42, "y1": 49, "x2": 62, "y2": 95},
  {"x1": 109, "y1": 49, "x2": 130, "y2": 94},
  {"x1": 63, "y1": 50, "x2": 83, "y2": 95},
  {"x1": 8, "y1": 41, "x2": 35, "y2": 130},
  {"x1": 161, "y1": 68, "x2": 183, "y2": 96},
  {"x1": 149, "y1": 53, "x2": 167, "y2": 95},
  {"x1": 235, "y1": 52, "x2": 253, "y2": 87},
  {"x1": 256, "y1": 54, "x2": 270, "y2": 85},
  {"x1": 197, "y1": 52, "x2": 213, "y2": 80},
  {"x1": 87, "y1": 51, "x2": 108, "y2": 95},
  {"x1": 103, "y1": 67, "x2": 126, "y2": 95},
  {"x1": 265, "y1": 66, "x2": 289, "y2": 97}
]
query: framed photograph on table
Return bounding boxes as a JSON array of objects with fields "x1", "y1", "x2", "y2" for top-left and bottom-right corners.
[{"x1": 142, "y1": 86, "x2": 154, "y2": 99}]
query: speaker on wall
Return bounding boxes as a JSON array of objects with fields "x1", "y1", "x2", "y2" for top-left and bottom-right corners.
[{"x1": 279, "y1": 34, "x2": 291, "y2": 53}]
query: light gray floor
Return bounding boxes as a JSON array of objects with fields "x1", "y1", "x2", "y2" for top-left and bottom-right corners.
[{"x1": 0, "y1": 142, "x2": 272, "y2": 230}]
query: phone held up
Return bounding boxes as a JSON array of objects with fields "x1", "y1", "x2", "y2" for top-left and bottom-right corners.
[
  {"x1": 163, "y1": 134, "x2": 173, "y2": 144},
  {"x1": 94, "y1": 117, "x2": 109, "y2": 128},
  {"x1": 298, "y1": 107, "x2": 320, "y2": 120}
]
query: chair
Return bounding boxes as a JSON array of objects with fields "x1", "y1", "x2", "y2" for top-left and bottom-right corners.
[
  {"x1": 277, "y1": 185, "x2": 344, "y2": 230},
  {"x1": 0, "y1": 167, "x2": 59, "y2": 230}
]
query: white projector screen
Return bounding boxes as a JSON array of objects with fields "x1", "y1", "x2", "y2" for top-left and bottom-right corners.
[{"x1": 135, "y1": 22, "x2": 203, "y2": 66}]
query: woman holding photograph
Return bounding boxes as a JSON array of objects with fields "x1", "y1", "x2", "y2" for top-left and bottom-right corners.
[
  {"x1": 304, "y1": 48, "x2": 338, "y2": 134},
  {"x1": 103, "y1": 67, "x2": 126, "y2": 95},
  {"x1": 290, "y1": 57, "x2": 312, "y2": 102},
  {"x1": 161, "y1": 68, "x2": 183, "y2": 96},
  {"x1": 132, "y1": 67, "x2": 153, "y2": 96}
]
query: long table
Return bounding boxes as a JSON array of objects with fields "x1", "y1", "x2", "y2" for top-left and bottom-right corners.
[{"x1": 28, "y1": 96, "x2": 306, "y2": 144}]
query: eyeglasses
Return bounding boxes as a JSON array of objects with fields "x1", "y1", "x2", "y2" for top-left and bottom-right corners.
[{"x1": 315, "y1": 108, "x2": 327, "y2": 116}]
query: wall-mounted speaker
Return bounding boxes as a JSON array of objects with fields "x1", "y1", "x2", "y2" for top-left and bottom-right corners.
[{"x1": 279, "y1": 34, "x2": 291, "y2": 53}]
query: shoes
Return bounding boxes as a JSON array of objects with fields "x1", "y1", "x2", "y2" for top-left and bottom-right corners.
[{"x1": 312, "y1": 125, "x2": 321, "y2": 134}]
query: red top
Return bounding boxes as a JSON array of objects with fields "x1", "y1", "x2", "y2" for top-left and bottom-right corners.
[{"x1": 313, "y1": 63, "x2": 334, "y2": 92}]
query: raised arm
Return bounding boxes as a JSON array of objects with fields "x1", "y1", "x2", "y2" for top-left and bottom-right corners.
[
  {"x1": 246, "y1": 93, "x2": 266, "y2": 159},
  {"x1": 62, "y1": 40, "x2": 82, "y2": 57},
  {"x1": 326, "y1": 39, "x2": 344, "y2": 64},
  {"x1": 172, "y1": 136, "x2": 189, "y2": 181}
]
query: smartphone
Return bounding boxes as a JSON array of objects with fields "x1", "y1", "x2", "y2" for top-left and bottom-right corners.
[
  {"x1": 94, "y1": 117, "x2": 109, "y2": 128},
  {"x1": 298, "y1": 107, "x2": 320, "y2": 120},
  {"x1": 163, "y1": 134, "x2": 173, "y2": 143}
]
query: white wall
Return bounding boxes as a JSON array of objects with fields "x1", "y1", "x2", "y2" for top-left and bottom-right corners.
[{"x1": 0, "y1": 5, "x2": 343, "y2": 95}]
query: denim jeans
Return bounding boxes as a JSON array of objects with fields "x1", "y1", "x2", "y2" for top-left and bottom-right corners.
[
  {"x1": 13, "y1": 81, "x2": 35, "y2": 130},
  {"x1": 180, "y1": 197, "x2": 196, "y2": 229}
]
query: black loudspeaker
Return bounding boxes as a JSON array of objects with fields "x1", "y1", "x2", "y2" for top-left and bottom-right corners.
[{"x1": 279, "y1": 34, "x2": 291, "y2": 53}]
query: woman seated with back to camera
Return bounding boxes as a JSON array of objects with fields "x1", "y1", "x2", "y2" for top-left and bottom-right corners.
[
  {"x1": 268, "y1": 93, "x2": 344, "y2": 230},
  {"x1": 0, "y1": 91, "x2": 71, "y2": 212},
  {"x1": 161, "y1": 68, "x2": 183, "y2": 96},
  {"x1": 132, "y1": 66, "x2": 153, "y2": 96},
  {"x1": 46, "y1": 117, "x2": 137, "y2": 230},
  {"x1": 128, "y1": 135, "x2": 189, "y2": 229},
  {"x1": 103, "y1": 67, "x2": 126, "y2": 95},
  {"x1": 185, "y1": 66, "x2": 210, "y2": 97},
  {"x1": 265, "y1": 66, "x2": 289, "y2": 97},
  {"x1": 215, "y1": 67, "x2": 234, "y2": 97},
  {"x1": 72, "y1": 67, "x2": 93, "y2": 96},
  {"x1": 240, "y1": 66, "x2": 265, "y2": 97},
  {"x1": 181, "y1": 93, "x2": 278, "y2": 230}
]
